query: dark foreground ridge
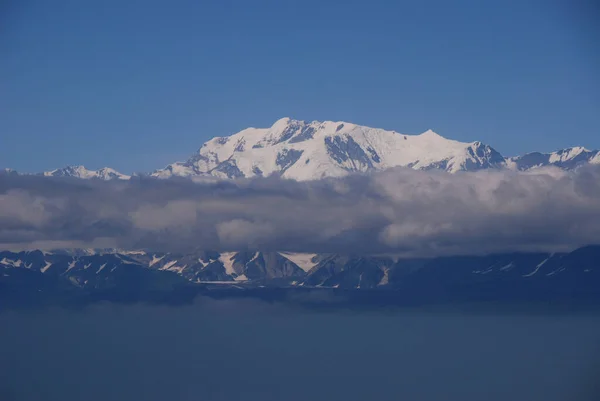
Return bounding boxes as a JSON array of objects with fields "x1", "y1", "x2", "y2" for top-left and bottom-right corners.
[{"x1": 1, "y1": 246, "x2": 599, "y2": 310}]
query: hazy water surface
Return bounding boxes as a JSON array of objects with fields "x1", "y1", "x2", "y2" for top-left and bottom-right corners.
[{"x1": 1, "y1": 300, "x2": 599, "y2": 401}]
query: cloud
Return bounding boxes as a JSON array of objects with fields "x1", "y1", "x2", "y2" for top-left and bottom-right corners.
[
  {"x1": 1, "y1": 165, "x2": 600, "y2": 256},
  {"x1": 216, "y1": 219, "x2": 276, "y2": 249},
  {"x1": 130, "y1": 200, "x2": 198, "y2": 230}
]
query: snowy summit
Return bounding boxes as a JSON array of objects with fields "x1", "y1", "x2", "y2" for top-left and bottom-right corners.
[
  {"x1": 43, "y1": 165, "x2": 130, "y2": 180},
  {"x1": 3, "y1": 118, "x2": 599, "y2": 181},
  {"x1": 151, "y1": 118, "x2": 506, "y2": 180}
]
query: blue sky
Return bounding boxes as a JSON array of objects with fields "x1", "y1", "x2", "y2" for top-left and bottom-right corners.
[{"x1": 1, "y1": 0, "x2": 598, "y2": 174}]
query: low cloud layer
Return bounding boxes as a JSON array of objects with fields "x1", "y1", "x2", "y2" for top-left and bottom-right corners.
[{"x1": 1, "y1": 165, "x2": 600, "y2": 256}]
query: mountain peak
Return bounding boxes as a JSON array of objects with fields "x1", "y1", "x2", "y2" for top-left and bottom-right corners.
[
  {"x1": 562, "y1": 146, "x2": 589, "y2": 154},
  {"x1": 150, "y1": 119, "x2": 510, "y2": 179},
  {"x1": 42, "y1": 165, "x2": 130, "y2": 180},
  {"x1": 272, "y1": 116, "x2": 294, "y2": 127},
  {"x1": 5, "y1": 119, "x2": 597, "y2": 181},
  {"x1": 506, "y1": 145, "x2": 600, "y2": 171},
  {"x1": 418, "y1": 129, "x2": 446, "y2": 140}
]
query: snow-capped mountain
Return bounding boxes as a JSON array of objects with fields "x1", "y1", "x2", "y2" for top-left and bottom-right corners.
[
  {"x1": 3, "y1": 118, "x2": 599, "y2": 181},
  {"x1": 2, "y1": 168, "x2": 18, "y2": 175},
  {"x1": 151, "y1": 118, "x2": 506, "y2": 180},
  {"x1": 505, "y1": 147, "x2": 600, "y2": 171},
  {"x1": 1, "y1": 165, "x2": 130, "y2": 180},
  {"x1": 43, "y1": 165, "x2": 130, "y2": 180}
]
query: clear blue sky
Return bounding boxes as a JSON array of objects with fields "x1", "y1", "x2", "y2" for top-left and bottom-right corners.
[{"x1": 1, "y1": 0, "x2": 598, "y2": 174}]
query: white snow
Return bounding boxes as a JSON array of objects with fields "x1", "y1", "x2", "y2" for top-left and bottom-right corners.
[
  {"x1": 96, "y1": 263, "x2": 107, "y2": 274},
  {"x1": 499, "y1": 262, "x2": 515, "y2": 271},
  {"x1": 40, "y1": 262, "x2": 52, "y2": 273},
  {"x1": 151, "y1": 118, "x2": 505, "y2": 181},
  {"x1": 507, "y1": 147, "x2": 600, "y2": 171},
  {"x1": 149, "y1": 255, "x2": 165, "y2": 267},
  {"x1": 0, "y1": 258, "x2": 22, "y2": 268},
  {"x1": 248, "y1": 252, "x2": 259, "y2": 264},
  {"x1": 10, "y1": 118, "x2": 598, "y2": 182},
  {"x1": 547, "y1": 266, "x2": 566, "y2": 276},
  {"x1": 474, "y1": 261, "x2": 503, "y2": 274},
  {"x1": 548, "y1": 147, "x2": 588, "y2": 163},
  {"x1": 156, "y1": 260, "x2": 186, "y2": 273},
  {"x1": 160, "y1": 260, "x2": 177, "y2": 271},
  {"x1": 65, "y1": 261, "x2": 76, "y2": 273},
  {"x1": 43, "y1": 165, "x2": 130, "y2": 180},
  {"x1": 234, "y1": 274, "x2": 248, "y2": 281},
  {"x1": 279, "y1": 252, "x2": 318, "y2": 272},
  {"x1": 523, "y1": 258, "x2": 549, "y2": 277},
  {"x1": 378, "y1": 268, "x2": 389, "y2": 286},
  {"x1": 172, "y1": 264, "x2": 187, "y2": 273},
  {"x1": 219, "y1": 252, "x2": 237, "y2": 275}
]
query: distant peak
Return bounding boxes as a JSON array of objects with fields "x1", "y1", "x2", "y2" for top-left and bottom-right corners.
[
  {"x1": 271, "y1": 117, "x2": 293, "y2": 128},
  {"x1": 420, "y1": 129, "x2": 443, "y2": 138},
  {"x1": 564, "y1": 146, "x2": 590, "y2": 153}
]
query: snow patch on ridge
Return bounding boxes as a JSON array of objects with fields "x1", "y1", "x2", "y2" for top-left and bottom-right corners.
[{"x1": 279, "y1": 252, "x2": 318, "y2": 272}]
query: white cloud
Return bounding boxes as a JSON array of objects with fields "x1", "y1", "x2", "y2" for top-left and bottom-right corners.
[{"x1": 1, "y1": 165, "x2": 599, "y2": 256}]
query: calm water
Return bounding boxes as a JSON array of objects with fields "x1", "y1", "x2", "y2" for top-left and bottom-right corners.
[{"x1": 1, "y1": 299, "x2": 599, "y2": 401}]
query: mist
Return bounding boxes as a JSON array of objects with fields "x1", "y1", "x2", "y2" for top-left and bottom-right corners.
[{"x1": 1, "y1": 300, "x2": 599, "y2": 401}]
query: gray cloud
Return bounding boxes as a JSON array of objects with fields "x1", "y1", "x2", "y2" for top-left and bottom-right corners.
[{"x1": 1, "y1": 165, "x2": 600, "y2": 256}]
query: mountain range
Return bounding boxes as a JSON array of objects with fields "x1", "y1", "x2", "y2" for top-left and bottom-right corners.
[
  {"x1": 3, "y1": 118, "x2": 600, "y2": 181},
  {"x1": 2, "y1": 246, "x2": 599, "y2": 307},
  {"x1": 3, "y1": 118, "x2": 600, "y2": 307}
]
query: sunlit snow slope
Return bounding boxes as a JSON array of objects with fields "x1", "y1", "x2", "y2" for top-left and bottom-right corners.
[
  {"x1": 4, "y1": 118, "x2": 599, "y2": 180},
  {"x1": 152, "y1": 118, "x2": 506, "y2": 180}
]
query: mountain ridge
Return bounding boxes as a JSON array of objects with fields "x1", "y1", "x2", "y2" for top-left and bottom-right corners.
[
  {"x1": 2, "y1": 247, "x2": 599, "y2": 305},
  {"x1": 3, "y1": 118, "x2": 599, "y2": 180},
  {"x1": 150, "y1": 117, "x2": 509, "y2": 180}
]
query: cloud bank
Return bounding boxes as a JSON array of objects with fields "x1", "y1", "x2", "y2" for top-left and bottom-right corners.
[{"x1": 1, "y1": 165, "x2": 600, "y2": 256}]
